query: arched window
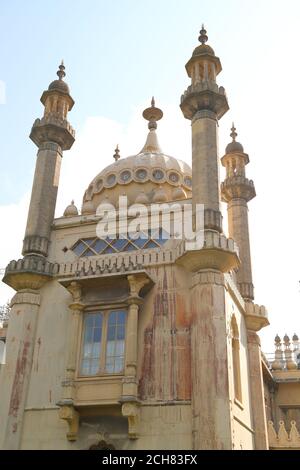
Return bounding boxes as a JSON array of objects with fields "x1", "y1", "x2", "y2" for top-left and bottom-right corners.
[{"x1": 231, "y1": 316, "x2": 242, "y2": 403}]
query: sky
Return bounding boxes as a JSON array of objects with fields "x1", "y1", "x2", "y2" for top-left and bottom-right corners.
[{"x1": 0, "y1": 0, "x2": 300, "y2": 353}]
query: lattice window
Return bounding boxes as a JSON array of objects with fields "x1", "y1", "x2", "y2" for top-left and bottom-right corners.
[{"x1": 71, "y1": 228, "x2": 168, "y2": 257}]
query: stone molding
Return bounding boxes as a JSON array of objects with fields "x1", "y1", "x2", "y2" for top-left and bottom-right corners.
[
  {"x1": 268, "y1": 420, "x2": 300, "y2": 449},
  {"x1": 221, "y1": 176, "x2": 256, "y2": 203},
  {"x1": 22, "y1": 235, "x2": 50, "y2": 257},
  {"x1": 10, "y1": 291, "x2": 41, "y2": 307}
]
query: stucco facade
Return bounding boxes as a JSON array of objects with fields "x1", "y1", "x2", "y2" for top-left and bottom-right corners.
[{"x1": 0, "y1": 27, "x2": 299, "y2": 450}]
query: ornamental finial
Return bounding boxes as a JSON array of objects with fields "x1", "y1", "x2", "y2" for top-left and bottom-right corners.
[
  {"x1": 230, "y1": 122, "x2": 237, "y2": 142},
  {"x1": 113, "y1": 144, "x2": 120, "y2": 161},
  {"x1": 57, "y1": 60, "x2": 66, "y2": 80},
  {"x1": 142, "y1": 97, "x2": 163, "y2": 130},
  {"x1": 198, "y1": 24, "x2": 208, "y2": 44}
]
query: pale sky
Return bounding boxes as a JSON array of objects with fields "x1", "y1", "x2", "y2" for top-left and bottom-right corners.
[{"x1": 1, "y1": 0, "x2": 300, "y2": 353}]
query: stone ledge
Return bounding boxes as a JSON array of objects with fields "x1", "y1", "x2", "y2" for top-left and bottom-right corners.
[{"x1": 244, "y1": 302, "x2": 269, "y2": 331}]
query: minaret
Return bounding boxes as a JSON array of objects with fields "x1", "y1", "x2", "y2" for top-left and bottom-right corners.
[
  {"x1": 180, "y1": 25, "x2": 228, "y2": 232},
  {"x1": 1, "y1": 64, "x2": 75, "y2": 449},
  {"x1": 221, "y1": 124, "x2": 256, "y2": 301},
  {"x1": 22, "y1": 61, "x2": 75, "y2": 258}
]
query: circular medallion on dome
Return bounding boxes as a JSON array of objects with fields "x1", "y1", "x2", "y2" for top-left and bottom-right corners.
[
  {"x1": 152, "y1": 169, "x2": 164, "y2": 181},
  {"x1": 120, "y1": 170, "x2": 132, "y2": 183},
  {"x1": 184, "y1": 176, "x2": 192, "y2": 188},
  {"x1": 106, "y1": 174, "x2": 116, "y2": 186},
  {"x1": 135, "y1": 168, "x2": 148, "y2": 181},
  {"x1": 168, "y1": 172, "x2": 180, "y2": 184}
]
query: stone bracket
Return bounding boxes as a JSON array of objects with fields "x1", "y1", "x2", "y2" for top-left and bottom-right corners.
[
  {"x1": 58, "y1": 403, "x2": 79, "y2": 441},
  {"x1": 121, "y1": 401, "x2": 140, "y2": 440}
]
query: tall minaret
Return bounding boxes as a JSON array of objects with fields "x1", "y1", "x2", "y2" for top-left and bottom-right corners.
[
  {"x1": 22, "y1": 62, "x2": 75, "y2": 258},
  {"x1": 1, "y1": 64, "x2": 75, "y2": 450},
  {"x1": 180, "y1": 25, "x2": 228, "y2": 232},
  {"x1": 221, "y1": 125, "x2": 256, "y2": 301}
]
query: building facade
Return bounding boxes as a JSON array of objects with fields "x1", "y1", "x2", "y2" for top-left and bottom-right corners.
[{"x1": 0, "y1": 27, "x2": 299, "y2": 450}]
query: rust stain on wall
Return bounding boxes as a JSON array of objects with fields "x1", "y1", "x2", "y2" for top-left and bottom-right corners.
[
  {"x1": 8, "y1": 340, "x2": 31, "y2": 417},
  {"x1": 139, "y1": 265, "x2": 191, "y2": 401}
]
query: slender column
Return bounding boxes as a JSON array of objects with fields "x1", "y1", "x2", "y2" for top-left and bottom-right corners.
[
  {"x1": 58, "y1": 281, "x2": 83, "y2": 442},
  {"x1": 247, "y1": 330, "x2": 269, "y2": 449},
  {"x1": 62, "y1": 282, "x2": 85, "y2": 402},
  {"x1": 190, "y1": 270, "x2": 232, "y2": 449},
  {"x1": 23, "y1": 143, "x2": 63, "y2": 257},
  {"x1": 192, "y1": 110, "x2": 222, "y2": 230}
]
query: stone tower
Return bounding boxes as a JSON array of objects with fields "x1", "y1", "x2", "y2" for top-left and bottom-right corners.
[
  {"x1": 221, "y1": 124, "x2": 256, "y2": 301},
  {"x1": 1, "y1": 64, "x2": 75, "y2": 449}
]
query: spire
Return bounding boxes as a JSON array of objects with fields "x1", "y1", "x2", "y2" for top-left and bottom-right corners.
[
  {"x1": 230, "y1": 123, "x2": 237, "y2": 142},
  {"x1": 57, "y1": 60, "x2": 66, "y2": 80},
  {"x1": 198, "y1": 24, "x2": 208, "y2": 44},
  {"x1": 113, "y1": 144, "x2": 120, "y2": 161},
  {"x1": 140, "y1": 98, "x2": 163, "y2": 154}
]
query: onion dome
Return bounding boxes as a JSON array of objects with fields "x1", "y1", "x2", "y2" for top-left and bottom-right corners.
[
  {"x1": 82, "y1": 99, "x2": 192, "y2": 209},
  {"x1": 63, "y1": 200, "x2": 78, "y2": 217},
  {"x1": 292, "y1": 333, "x2": 299, "y2": 342},
  {"x1": 275, "y1": 334, "x2": 281, "y2": 344},
  {"x1": 225, "y1": 123, "x2": 244, "y2": 154},
  {"x1": 172, "y1": 187, "x2": 187, "y2": 200},
  {"x1": 48, "y1": 61, "x2": 70, "y2": 94}
]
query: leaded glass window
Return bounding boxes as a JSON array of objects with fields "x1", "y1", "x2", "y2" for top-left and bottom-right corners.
[{"x1": 72, "y1": 228, "x2": 169, "y2": 257}]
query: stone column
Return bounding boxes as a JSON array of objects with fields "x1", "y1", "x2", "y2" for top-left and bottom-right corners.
[
  {"x1": 245, "y1": 303, "x2": 269, "y2": 450},
  {"x1": 2, "y1": 290, "x2": 41, "y2": 449},
  {"x1": 227, "y1": 199, "x2": 254, "y2": 300},
  {"x1": 121, "y1": 273, "x2": 149, "y2": 439},
  {"x1": 247, "y1": 330, "x2": 268, "y2": 449},
  {"x1": 191, "y1": 110, "x2": 223, "y2": 231},
  {"x1": 190, "y1": 270, "x2": 232, "y2": 449},
  {"x1": 58, "y1": 281, "x2": 84, "y2": 441},
  {"x1": 22, "y1": 143, "x2": 63, "y2": 257}
]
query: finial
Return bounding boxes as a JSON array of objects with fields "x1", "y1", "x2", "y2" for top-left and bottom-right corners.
[
  {"x1": 198, "y1": 24, "x2": 208, "y2": 44},
  {"x1": 142, "y1": 98, "x2": 163, "y2": 130},
  {"x1": 57, "y1": 61, "x2": 66, "y2": 80},
  {"x1": 71, "y1": 199, "x2": 74, "y2": 205},
  {"x1": 230, "y1": 122, "x2": 237, "y2": 142},
  {"x1": 113, "y1": 144, "x2": 120, "y2": 161}
]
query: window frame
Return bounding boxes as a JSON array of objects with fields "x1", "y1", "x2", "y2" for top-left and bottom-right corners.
[{"x1": 77, "y1": 306, "x2": 127, "y2": 378}]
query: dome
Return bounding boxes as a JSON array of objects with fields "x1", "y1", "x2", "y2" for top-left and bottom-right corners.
[
  {"x1": 192, "y1": 44, "x2": 215, "y2": 57},
  {"x1": 225, "y1": 141, "x2": 244, "y2": 154},
  {"x1": 63, "y1": 200, "x2": 78, "y2": 217},
  {"x1": 82, "y1": 101, "x2": 192, "y2": 212},
  {"x1": 48, "y1": 79, "x2": 70, "y2": 94}
]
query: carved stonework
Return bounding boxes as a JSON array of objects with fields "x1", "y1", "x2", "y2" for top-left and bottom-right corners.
[
  {"x1": 121, "y1": 402, "x2": 140, "y2": 439},
  {"x1": 268, "y1": 420, "x2": 300, "y2": 449},
  {"x1": 58, "y1": 404, "x2": 79, "y2": 441},
  {"x1": 11, "y1": 291, "x2": 41, "y2": 307},
  {"x1": 67, "y1": 281, "x2": 82, "y2": 303}
]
